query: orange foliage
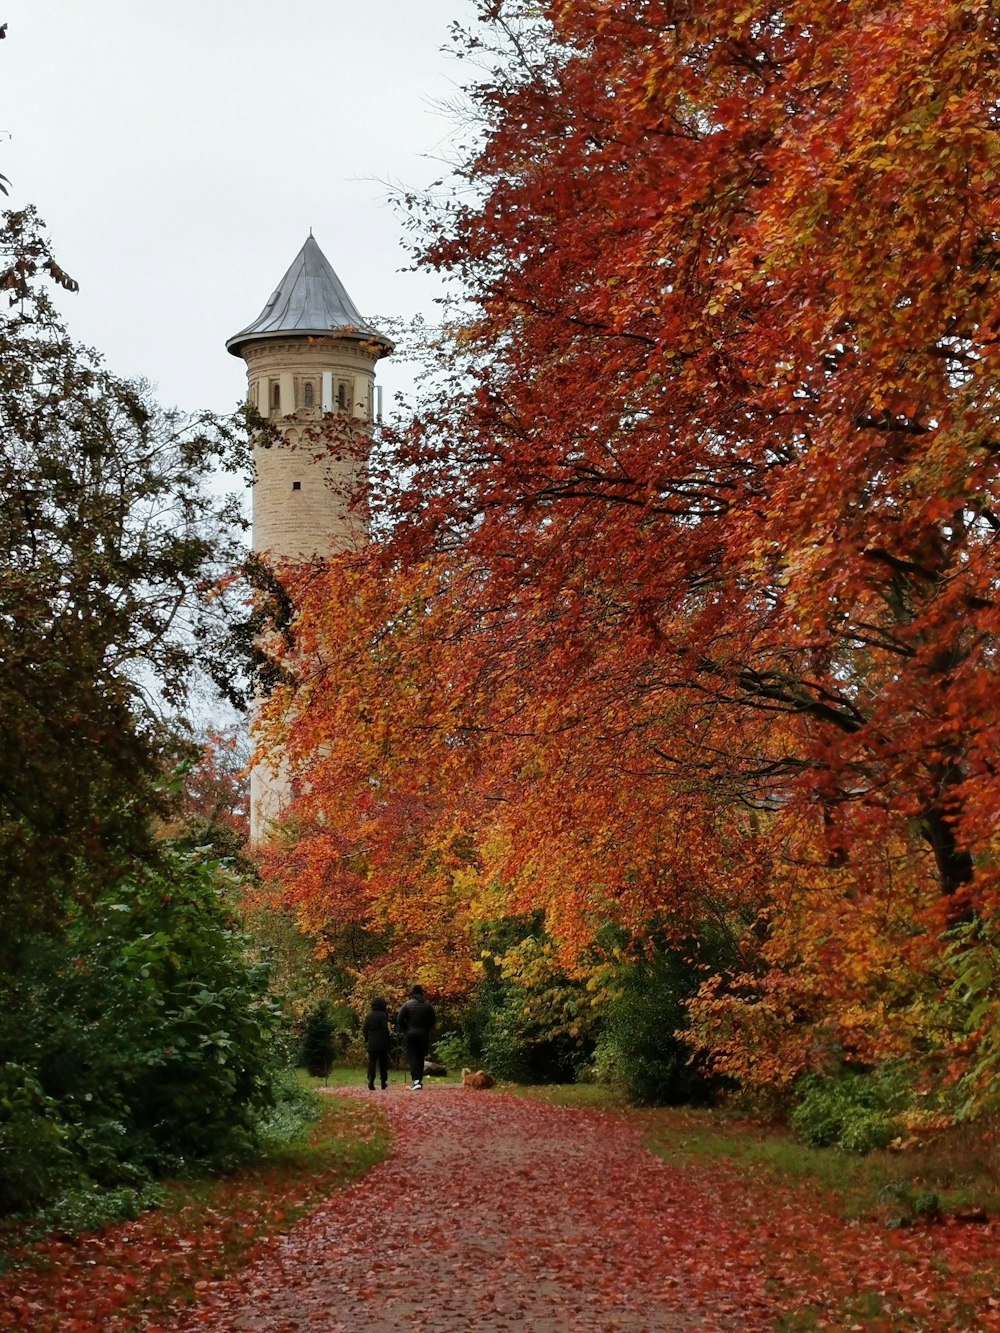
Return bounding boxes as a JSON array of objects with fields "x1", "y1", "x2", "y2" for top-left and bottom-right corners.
[{"x1": 254, "y1": 0, "x2": 1000, "y2": 1092}]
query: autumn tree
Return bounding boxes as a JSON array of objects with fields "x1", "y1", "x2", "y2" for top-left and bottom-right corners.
[
  {"x1": 373, "y1": 0, "x2": 1000, "y2": 901},
  {"x1": 252, "y1": 556, "x2": 484, "y2": 1001},
  {"x1": 163, "y1": 726, "x2": 252, "y2": 861},
  {"x1": 257, "y1": 0, "x2": 1000, "y2": 1098}
]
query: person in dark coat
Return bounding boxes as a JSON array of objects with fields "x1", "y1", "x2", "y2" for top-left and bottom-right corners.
[
  {"x1": 395, "y1": 985, "x2": 436, "y2": 1091},
  {"x1": 362, "y1": 996, "x2": 391, "y2": 1090}
]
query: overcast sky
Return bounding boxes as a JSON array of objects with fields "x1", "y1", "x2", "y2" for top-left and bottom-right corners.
[{"x1": 1, "y1": 0, "x2": 473, "y2": 418}]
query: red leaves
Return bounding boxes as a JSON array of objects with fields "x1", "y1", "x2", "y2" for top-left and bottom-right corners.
[
  {"x1": 243, "y1": 0, "x2": 1000, "y2": 1096},
  {"x1": 6, "y1": 1090, "x2": 1000, "y2": 1328},
  {"x1": 159, "y1": 1092, "x2": 1000, "y2": 1330},
  {"x1": 172, "y1": 1090, "x2": 777, "y2": 1330},
  {"x1": 0, "y1": 1099, "x2": 382, "y2": 1331}
]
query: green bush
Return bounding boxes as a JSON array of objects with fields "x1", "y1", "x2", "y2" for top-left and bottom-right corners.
[
  {"x1": 32, "y1": 1183, "x2": 165, "y2": 1243},
  {"x1": 432, "y1": 1031, "x2": 473, "y2": 1072},
  {"x1": 73, "y1": 848, "x2": 283, "y2": 1170},
  {"x1": 593, "y1": 945, "x2": 713, "y2": 1105},
  {"x1": 480, "y1": 1002, "x2": 558, "y2": 1083},
  {"x1": 466, "y1": 919, "x2": 601, "y2": 1084},
  {"x1": 254, "y1": 1073, "x2": 321, "y2": 1152},
  {"x1": 0, "y1": 844, "x2": 286, "y2": 1217},
  {"x1": 297, "y1": 1002, "x2": 337, "y2": 1079},
  {"x1": 789, "y1": 1067, "x2": 908, "y2": 1153},
  {"x1": 0, "y1": 1066, "x2": 73, "y2": 1215}
]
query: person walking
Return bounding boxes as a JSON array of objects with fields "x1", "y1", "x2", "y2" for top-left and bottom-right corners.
[
  {"x1": 395, "y1": 985, "x2": 436, "y2": 1091},
  {"x1": 362, "y1": 996, "x2": 391, "y2": 1091}
]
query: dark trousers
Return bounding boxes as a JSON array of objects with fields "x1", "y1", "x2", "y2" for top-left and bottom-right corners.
[
  {"x1": 405, "y1": 1033, "x2": 428, "y2": 1082},
  {"x1": 366, "y1": 1050, "x2": 388, "y2": 1088}
]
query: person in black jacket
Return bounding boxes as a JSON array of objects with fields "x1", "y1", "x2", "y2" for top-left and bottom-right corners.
[
  {"x1": 395, "y1": 985, "x2": 436, "y2": 1091},
  {"x1": 362, "y1": 996, "x2": 391, "y2": 1090}
]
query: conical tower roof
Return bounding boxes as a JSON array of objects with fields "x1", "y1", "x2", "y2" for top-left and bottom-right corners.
[{"x1": 227, "y1": 234, "x2": 392, "y2": 358}]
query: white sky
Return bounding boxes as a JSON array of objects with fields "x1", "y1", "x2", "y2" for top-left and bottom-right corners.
[{"x1": 1, "y1": 0, "x2": 472, "y2": 418}]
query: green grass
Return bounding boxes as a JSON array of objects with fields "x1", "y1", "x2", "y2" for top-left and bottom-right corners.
[
  {"x1": 510, "y1": 1082, "x2": 1000, "y2": 1224},
  {"x1": 636, "y1": 1104, "x2": 1000, "y2": 1223},
  {"x1": 0, "y1": 1090, "x2": 391, "y2": 1330},
  {"x1": 296, "y1": 1065, "x2": 372, "y2": 1089},
  {"x1": 298, "y1": 1063, "x2": 441, "y2": 1088},
  {"x1": 514, "y1": 1082, "x2": 629, "y2": 1110}
]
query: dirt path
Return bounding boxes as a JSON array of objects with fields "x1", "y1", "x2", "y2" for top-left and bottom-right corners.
[{"x1": 176, "y1": 1086, "x2": 777, "y2": 1332}]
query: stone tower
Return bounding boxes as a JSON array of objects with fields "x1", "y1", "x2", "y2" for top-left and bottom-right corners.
[{"x1": 227, "y1": 234, "x2": 393, "y2": 837}]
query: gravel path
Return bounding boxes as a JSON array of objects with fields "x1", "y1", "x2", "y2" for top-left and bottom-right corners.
[{"x1": 175, "y1": 1086, "x2": 778, "y2": 1332}]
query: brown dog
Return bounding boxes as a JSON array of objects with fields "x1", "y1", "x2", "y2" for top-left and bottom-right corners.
[{"x1": 461, "y1": 1067, "x2": 496, "y2": 1089}]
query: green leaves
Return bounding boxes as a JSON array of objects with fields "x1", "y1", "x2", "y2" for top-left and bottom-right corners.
[
  {"x1": 0, "y1": 206, "x2": 252, "y2": 957},
  {"x1": 0, "y1": 845, "x2": 285, "y2": 1217}
]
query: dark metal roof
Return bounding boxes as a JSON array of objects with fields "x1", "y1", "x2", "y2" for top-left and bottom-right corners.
[{"x1": 226, "y1": 234, "x2": 393, "y2": 358}]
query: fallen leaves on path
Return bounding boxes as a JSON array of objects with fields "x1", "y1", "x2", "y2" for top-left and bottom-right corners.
[
  {"x1": 6, "y1": 1089, "x2": 1000, "y2": 1330},
  {"x1": 175, "y1": 1090, "x2": 775, "y2": 1331},
  {"x1": 177, "y1": 1090, "x2": 1000, "y2": 1332},
  {"x1": 0, "y1": 1097, "x2": 383, "y2": 1332}
]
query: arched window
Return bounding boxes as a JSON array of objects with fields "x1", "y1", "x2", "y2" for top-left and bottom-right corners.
[
  {"x1": 337, "y1": 381, "x2": 348, "y2": 409},
  {"x1": 303, "y1": 381, "x2": 314, "y2": 407},
  {"x1": 271, "y1": 382, "x2": 281, "y2": 409}
]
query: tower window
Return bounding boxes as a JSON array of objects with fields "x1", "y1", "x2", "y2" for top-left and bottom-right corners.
[
  {"x1": 337, "y1": 381, "x2": 348, "y2": 409},
  {"x1": 303, "y1": 381, "x2": 314, "y2": 407},
  {"x1": 271, "y1": 382, "x2": 281, "y2": 409},
  {"x1": 292, "y1": 481, "x2": 301, "y2": 491}
]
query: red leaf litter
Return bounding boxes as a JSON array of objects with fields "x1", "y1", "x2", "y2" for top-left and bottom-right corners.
[
  {"x1": 174, "y1": 1088, "x2": 773, "y2": 1332},
  {"x1": 8, "y1": 1087, "x2": 1000, "y2": 1330}
]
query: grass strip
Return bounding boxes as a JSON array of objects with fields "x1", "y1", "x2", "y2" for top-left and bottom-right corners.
[{"x1": 0, "y1": 1094, "x2": 388, "y2": 1332}]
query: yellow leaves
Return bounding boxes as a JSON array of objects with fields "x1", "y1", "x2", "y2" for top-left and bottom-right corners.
[
  {"x1": 640, "y1": 64, "x2": 665, "y2": 110},
  {"x1": 866, "y1": 154, "x2": 897, "y2": 175},
  {"x1": 682, "y1": 799, "x2": 950, "y2": 1090}
]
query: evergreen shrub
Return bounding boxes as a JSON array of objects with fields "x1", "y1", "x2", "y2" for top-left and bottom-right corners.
[
  {"x1": 297, "y1": 1002, "x2": 337, "y2": 1079},
  {"x1": 0, "y1": 846, "x2": 285, "y2": 1216},
  {"x1": 789, "y1": 1067, "x2": 908, "y2": 1153},
  {"x1": 593, "y1": 945, "x2": 713, "y2": 1105}
]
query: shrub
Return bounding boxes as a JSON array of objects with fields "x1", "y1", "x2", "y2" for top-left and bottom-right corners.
[
  {"x1": 593, "y1": 945, "x2": 714, "y2": 1105},
  {"x1": 75, "y1": 848, "x2": 283, "y2": 1171},
  {"x1": 789, "y1": 1067, "x2": 909, "y2": 1153},
  {"x1": 475, "y1": 935, "x2": 600, "y2": 1084},
  {"x1": 0, "y1": 844, "x2": 286, "y2": 1216},
  {"x1": 297, "y1": 1002, "x2": 337, "y2": 1079},
  {"x1": 255, "y1": 1073, "x2": 321, "y2": 1152},
  {"x1": 32, "y1": 1183, "x2": 165, "y2": 1242},
  {"x1": 0, "y1": 1066, "x2": 73, "y2": 1215},
  {"x1": 480, "y1": 1001, "x2": 561, "y2": 1083},
  {"x1": 432, "y1": 1031, "x2": 473, "y2": 1072},
  {"x1": 932, "y1": 915, "x2": 1000, "y2": 1122}
]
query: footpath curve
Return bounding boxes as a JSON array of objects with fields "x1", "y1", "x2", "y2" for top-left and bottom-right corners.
[{"x1": 176, "y1": 1086, "x2": 776, "y2": 1332}]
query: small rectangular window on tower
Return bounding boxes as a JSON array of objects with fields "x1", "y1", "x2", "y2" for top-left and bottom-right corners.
[{"x1": 292, "y1": 481, "x2": 301, "y2": 491}]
